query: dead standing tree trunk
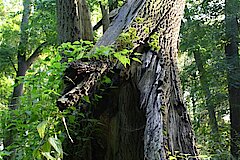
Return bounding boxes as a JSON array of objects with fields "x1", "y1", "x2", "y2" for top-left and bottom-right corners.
[{"x1": 57, "y1": 0, "x2": 198, "y2": 159}]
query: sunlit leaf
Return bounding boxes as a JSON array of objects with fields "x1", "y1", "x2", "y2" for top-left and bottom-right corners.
[
  {"x1": 37, "y1": 121, "x2": 48, "y2": 138},
  {"x1": 41, "y1": 152, "x2": 55, "y2": 160},
  {"x1": 83, "y1": 95, "x2": 91, "y2": 103},
  {"x1": 133, "y1": 52, "x2": 142, "y2": 56},
  {"x1": 48, "y1": 137, "x2": 63, "y2": 158},
  {"x1": 113, "y1": 52, "x2": 130, "y2": 67},
  {"x1": 132, "y1": 57, "x2": 142, "y2": 63}
]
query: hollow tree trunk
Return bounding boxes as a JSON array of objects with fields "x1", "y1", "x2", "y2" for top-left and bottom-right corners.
[
  {"x1": 57, "y1": 0, "x2": 198, "y2": 159},
  {"x1": 92, "y1": 82, "x2": 146, "y2": 160},
  {"x1": 193, "y1": 51, "x2": 218, "y2": 134},
  {"x1": 225, "y1": 0, "x2": 240, "y2": 159}
]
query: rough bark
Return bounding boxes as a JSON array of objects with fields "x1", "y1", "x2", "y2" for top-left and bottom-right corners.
[
  {"x1": 57, "y1": 0, "x2": 198, "y2": 159},
  {"x1": 225, "y1": 0, "x2": 240, "y2": 159},
  {"x1": 80, "y1": 0, "x2": 94, "y2": 41},
  {"x1": 56, "y1": 0, "x2": 93, "y2": 43},
  {"x1": 193, "y1": 51, "x2": 218, "y2": 134},
  {"x1": 132, "y1": 0, "x2": 198, "y2": 155}
]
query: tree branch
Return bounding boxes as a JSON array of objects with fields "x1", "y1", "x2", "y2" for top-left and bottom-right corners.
[
  {"x1": 93, "y1": 7, "x2": 119, "y2": 31},
  {"x1": 93, "y1": 19, "x2": 103, "y2": 31},
  {"x1": 8, "y1": 56, "x2": 17, "y2": 73},
  {"x1": 26, "y1": 42, "x2": 48, "y2": 68}
]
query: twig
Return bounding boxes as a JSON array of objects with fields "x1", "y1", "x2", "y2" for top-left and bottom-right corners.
[{"x1": 62, "y1": 117, "x2": 74, "y2": 143}]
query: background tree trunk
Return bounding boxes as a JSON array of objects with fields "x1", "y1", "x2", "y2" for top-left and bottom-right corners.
[
  {"x1": 10, "y1": 0, "x2": 32, "y2": 109},
  {"x1": 10, "y1": 0, "x2": 49, "y2": 109},
  {"x1": 225, "y1": 0, "x2": 240, "y2": 159},
  {"x1": 100, "y1": 2, "x2": 110, "y2": 33},
  {"x1": 56, "y1": 0, "x2": 93, "y2": 43},
  {"x1": 5, "y1": 2, "x2": 32, "y2": 157},
  {"x1": 6, "y1": 0, "x2": 47, "y2": 159},
  {"x1": 193, "y1": 51, "x2": 218, "y2": 134}
]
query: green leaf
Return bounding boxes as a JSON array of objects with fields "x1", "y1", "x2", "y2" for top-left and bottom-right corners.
[
  {"x1": 53, "y1": 62, "x2": 61, "y2": 69},
  {"x1": 132, "y1": 57, "x2": 142, "y2": 63},
  {"x1": 76, "y1": 52, "x2": 84, "y2": 59},
  {"x1": 42, "y1": 141, "x2": 51, "y2": 153},
  {"x1": 83, "y1": 95, "x2": 91, "y2": 103},
  {"x1": 119, "y1": 49, "x2": 130, "y2": 55},
  {"x1": 33, "y1": 149, "x2": 42, "y2": 159},
  {"x1": 102, "y1": 76, "x2": 112, "y2": 84},
  {"x1": 29, "y1": 113, "x2": 38, "y2": 123},
  {"x1": 83, "y1": 40, "x2": 93, "y2": 45},
  {"x1": 113, "y1": 52, "x2": 130, "y2": 68},
  {"x1": 133, "y1": 52, "x2": 142, "y2": 56},
  {"x1": 69, "y1": 115, "x2": 75, "y2": 123},
  {"x1": 54, "y1": 54, "x2": 62, "y2": 61},
  {"x1": 41, "y1": 152, "x2": 55, "y2": 160},
  {"x1": 0, "y1": 151, "x2": 11, "y2": 156},
  {"x1": 48, "y1": 137, "x2": 63, "y2": 158},
  {"x1": 73, "y1": 41, "x2": 81, "y2": 45},
  {"x1": 37, "y1": 121, "x2": 48, "y2": 139},
  {"x1": 95, "y1": 46, "x2": 112, "y2": 57}
]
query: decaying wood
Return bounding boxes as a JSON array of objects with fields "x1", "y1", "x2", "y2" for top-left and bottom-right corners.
[
  {"x1": 57, "y1": 0, "x2": 172, "y2": 110},
  {"x1": 57, "y1": 0, "x2": 198, "y2": 159},
  {"x1": 57, "y1": 60, "x2": 109, "y2": 111},
  {"x1": 57, "y1": 0, "x2": 147, "y2": 110}
]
